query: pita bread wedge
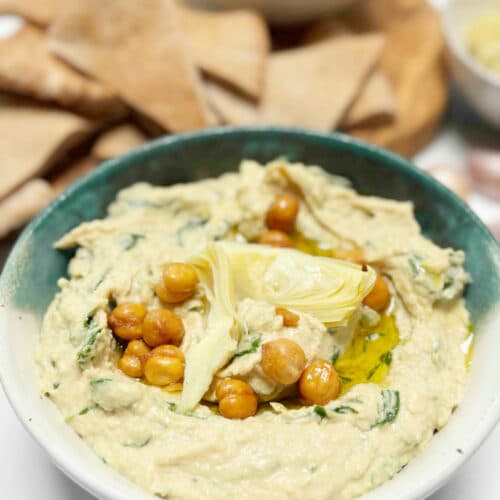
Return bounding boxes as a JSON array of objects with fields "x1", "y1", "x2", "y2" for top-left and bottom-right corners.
[
  {"x1": 92, "y1": 124, "x2": 148, "y2": 160},
  {"x1": 50, "y1": 156, "x2": 98, "y2": 195},
  {"x1": 49, "y1": 0, "x2": 210, "y2": 133},
  {"x1": 0, "y1": 25, "x2": 125, "y2": 118},
  {"x1": 208, "y1": 34, "x2": 384, "y2": 131},
  {"x1": 0, "y1": 179, "x2": 54, "y2": 238},
  {"x1": 341, "y1": 71, "x2": 396, "y2": 128},
  {"x1": 177, "y1": 5, "x2": 269, "y2": 99},
  {"x1": 0, "y1": 97, "x2": 95, "y2": 199},
  {"x1": 0, "y1": 0, "x2": 76, "y2": 26}
]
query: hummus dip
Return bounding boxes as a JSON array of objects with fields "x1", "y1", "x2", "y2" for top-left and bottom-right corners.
[{"x1": 38, "y1": 160, "x2": 471, "y2": 500}]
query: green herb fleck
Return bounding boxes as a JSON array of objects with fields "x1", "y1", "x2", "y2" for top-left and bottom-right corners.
[
  {"x1": 376, "y1": 389, "x2": 400, "y2": 426},
  {"x1": 52, "y1": 382, "x2": 61, "y2": 390},
  {"x1": 408, "y1": 254, "x2": 424, "y2": 277},
  {"x1": 122, "y1": 233, "x2": 145, "y2": 250},
  {"x1": 50, "y1": 360, "x2": 57, "y2": 369},
  {"x1": 76, "y1": 318, "x2": 102, "y2": 366},
  {"x1": 188, "y1": 305, "x2": 204, "y2": 313},
  {"x1": 313, "y1": 406, "x2": 327, "y2": 419},
  {"x1": 327, "y1": 327, "x2": 337, "y2": 335},
  {"x1": 331, "y1": 346, "x2": 341, "y2": 365},
  {"x1": 123, "y1": 437, "x2": 151, "y2": 448},
  {"x1": 380, "y1": 351, "x2": 393, "y2": 366},
  {"x1": 108, "y1": 297, "x2": 117, "y2": 310},
  {"x1": 333, "y1": 406, "x2": 359, "y2": 414},
  {"x1": 167, "y1": 402, "x2": 177, "y2": 412},
  {"x1": 234, "y1": 337, "x2": 261, "y2": 357},
  {"x1": 339, "y1": 375, "x2": 352, "y2": 384},
  {"x1": 367, "y1": 364, "x2": 381, "y2": 380},
  {"x1": 90, "y1": 378, "x2": 112, "y2": 388},
  {"x1": 83, "y1": 316, "x2": 92, "y2": 328}
]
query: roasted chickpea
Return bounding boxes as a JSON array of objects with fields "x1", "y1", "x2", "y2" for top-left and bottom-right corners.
[
  {"x1": 142, "y1": 309, "x2": 185, "y2": 347},
  {"x1": 265, "y1": 194, "x2": 300, "y2": 233},
  {"x1": 150, "y1": 344, "x2": 185, "y2": 361},
  {"x1": 258, "y1": 230, "x2": 293, "y2": 248},
  {"x1": 118, "y1": 354, "x2": 143, "y2": 378},
  {"x1": 156, "y1": 281, "x2": 192, "y2": 304},
  {"x1": 144, "y1": 352, "x2": 184, "y2": 386},
  {"x1": 299, "y1": 359, "x2": 340, "y2": 405},
  {"x1": 333, "y1": 248, "x2": 367, "y2": 265},
  {"x1": 363, "y1": 274, "x2": 391, "y2": 312},
  {"x1": 108, "y1": 302, "x2": 147, "y2": 340},
  {"x1": 261, "y1": 339, "x2": 307, "y2": 385},
  {"x1": 275, "y1": 306, "x2": 300, "y2": 327},
  {"x1": 124, "y1": 339, "x2": 151, "y2": 360},
  {"x1": 216, "y1": 378, "x2": 258, "y2": 419},
  {"x1": 163, "y1": 263, "x2": 198, "y2": 294}
]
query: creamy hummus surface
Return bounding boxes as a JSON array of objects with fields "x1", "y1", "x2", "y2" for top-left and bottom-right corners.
[{"x1": 37, "y1": 160, "x2": 472, "y2": 500}]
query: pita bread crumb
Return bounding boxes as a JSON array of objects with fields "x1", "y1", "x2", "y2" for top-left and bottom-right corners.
[
  {"x1": 208, "y1": 34, "x2": 385, "y2": 131},
  {"x1": 0, "y1": 96, "x2": 96, "y2": 200},
  {"x1": 178, "y1": 5, "x2": 269, "y2": 99},
  {"x1": 92, "y1": 124, "x2": 148, "y2": 160},
  {"x1": 0, "y1": 25, "x2": 125, "y2": 118},
  {"x1": 0, "y1": 0, "x2": 76, "y2": 26},
  {"x1": 341, "y1": 71, "x2": 396, "y2": 128},
  {"x1": 0, "y1": 179, "x2": 54, "y2": 238},
  {"x1": 49, "y1": 0, "x2": 210, "y2": 132}
]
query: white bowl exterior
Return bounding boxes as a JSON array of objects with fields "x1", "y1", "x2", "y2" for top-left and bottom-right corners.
[
  {"x1": 181, "y1": 0, "x2": 354, "y2": 25},
  {"x1": 444, "y1": 0, "x2": 500, "y2": 128},
  {"x1": 1, "y1": 289, "x2": 500, "y2": 500}
]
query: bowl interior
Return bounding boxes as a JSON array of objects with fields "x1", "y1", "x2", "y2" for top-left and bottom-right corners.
[{"x1": 1, "y1": 127, "x2": 499, "y2": 500}]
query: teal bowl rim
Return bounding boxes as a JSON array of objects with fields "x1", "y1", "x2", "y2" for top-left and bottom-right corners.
[{"x1": 3, "y1": 125, "x2": 498, "y2": 278}]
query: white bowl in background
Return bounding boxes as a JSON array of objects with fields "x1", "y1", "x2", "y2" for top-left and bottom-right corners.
[
  {"x1": 443, "y1": 0, "x2": 500, "y2": 128},
  {"x1": 181, "y1": 0, "x2": 355, "y2": 25}
]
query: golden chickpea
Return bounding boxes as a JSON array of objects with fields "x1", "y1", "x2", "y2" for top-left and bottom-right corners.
[
  {"x1": 108, "y1": 302, "x2": 147, "y2": 340},
  {"x1": 258, "y1": 230, "x2": 293, "y2": 248},
  {"x1": 162, "y1": 382, "x2": 183, "y2": 393},
  {"x1": 363, "y1": 274, "x2": 391, "y2": 312},
  {"x1": 163, "y1": 263, "x2": 198, "y2": 294},
  {"x1": 142, "y1": 309, "x2": 185, "y2": 347},
  {"x1": 333, "y1": 248, "x2": 367, "y2": 266},
  {"x1": 144, "y1": 354, "x2": 184, "y2": 386},
  {"x1": 265, "y1": 194, "x2": 300, "y2": 233},
  {"x1": 124, "y1": 339, "x2": 151, "y2": 359},
  {"x1": 261, "y1": 339, "x2": 307, "y2": 385},
  {"x1": 299, "y1": 359, "x2": 340, "y2": 405},
  {"x1": 275, "y1": 306, "x2": 300, "y2": 327},
  {"x1": 156, "y1": 281, "x2": 192, "y2": 304},
  {"x1": 150, "y1": 344, "x2": 185, "y2": 361},
  {"x1": 216, "y1": 378, "x2": 258, "y2": 419},
  {"x1": 118, "y1": 354, "x2": 143, "y2": 378}
]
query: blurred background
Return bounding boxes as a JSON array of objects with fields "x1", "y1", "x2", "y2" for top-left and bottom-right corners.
[{"x1": 0, "y1": 0, "x2": 499, "y2": 498}]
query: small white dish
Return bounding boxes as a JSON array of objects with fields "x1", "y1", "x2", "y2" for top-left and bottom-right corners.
[{"x1": 443, "y1": 0, "x2": 500, "y2": 128}]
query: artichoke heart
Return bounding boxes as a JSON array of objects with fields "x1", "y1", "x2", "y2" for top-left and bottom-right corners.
[{"x1": 179, "y1": 242, "x2": 376, "y2": 411}]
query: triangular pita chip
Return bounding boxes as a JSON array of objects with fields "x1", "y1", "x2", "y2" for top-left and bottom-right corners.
[
  {"x1": 0, "y1": 0, "x2": 76, "y2": 26},
  {"x1": 0, "y1": 25, "x2": 125, "y2": 118},
  {"x1": 208, "y1": 34, "x2": 384, "y2": 131},
  {"x1": 0, "y1": 179, "x2": 54, "y2": 238},
  {"x1": 177, "y1": 5, "x2": 269, "y2": 99},
  {"x1": 91, "y1": 124, "x2": 148, "y2": 160},
  {"x1": 49, "y1": 156, "x2": 99, "y2": 195},
  {"x1": 341, "y1": 71, "x2": 396, "y2": 128},
  {"x1": 0, "y1": 97, "x2": 95, "y2": 199},
  {"x1": 49, "y1": 0, "x2": 210, "y2": 132}
]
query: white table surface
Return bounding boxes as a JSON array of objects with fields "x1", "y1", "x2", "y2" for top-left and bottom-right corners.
[{"x1": 1, "y1": 5, "x2": 500, "y2": 499}]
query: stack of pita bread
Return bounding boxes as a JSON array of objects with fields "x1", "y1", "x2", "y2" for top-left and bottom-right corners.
[{"x1": 0, "y1": 0, "x2": 446, "y2": 239}]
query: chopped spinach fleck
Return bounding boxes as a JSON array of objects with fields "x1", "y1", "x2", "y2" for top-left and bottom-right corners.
[
  {"x1": 380, "y1": 351, "x2": 393, "y2": 366},
  {"x1": 331, "y1": 346, "x2": 341, "y2": 365},
  {"x1": 333, "y1": 406, "x2": 359, "y2": 414},
  {"x1": 408, "y1": 254, "x2": 425, "y2": 277},
  {"x1": 66, "y1": 404, "x2": 98, "y2": 423},
  {"x1": 123, "y1": 436, "x2": 152, "y2": 448},
  {"x1": 90, "y1": 378, "x2": 112, "y2": 388},
  {"x1": 167, "y1": 402, "x2": 177, "y2": 412},
  {"x1": 76, "y1": 318, "x2": 102, "y2": 366},
  {"x1": 52, "y1": 382, "x2": 61, "y2": 390},
  {"x1": 176, "y1": 217, "x2": 209, "y2": 246},
  {"x1": 187, "y1": 305, "x2": 204, "y2": 313},
  {"x1": 122, "y1": 233, "x2": 145, "y2": 250},
  {"x1": 327, "y1": 327, "x2": 337, "y2": 335},
  {"x1": 339, "y1": 375, "x2": 352, "y2": 384},
  {"x1": 313, "y1": 406, "x2": 327, "y2": 419},
  {"x1": 234, "y1": 337, "x2": 261, "y2": 357},
  {"x1": 376, "y1": 389, "x2": 400, "y2": 426},
  {"x1": 108, "y1": 297, "x2": 117, "y2": 310},
  {"x1": 50, "y1": 360, "x2": 57, "y2": 369},
  {"x1": 367, "y1": 364, "x2": 380, "y2": 380}
]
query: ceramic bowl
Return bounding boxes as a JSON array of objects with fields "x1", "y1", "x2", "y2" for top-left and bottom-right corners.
[
  {"x1": 443, "y1": 0, "x2": 500, "y2": 128},
  {"x1": 0, "y1": 127, "x2": 499, "y2": 500},
  {"x1": 181, "y1": 0, "x2": 354, "y2": 25}
]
